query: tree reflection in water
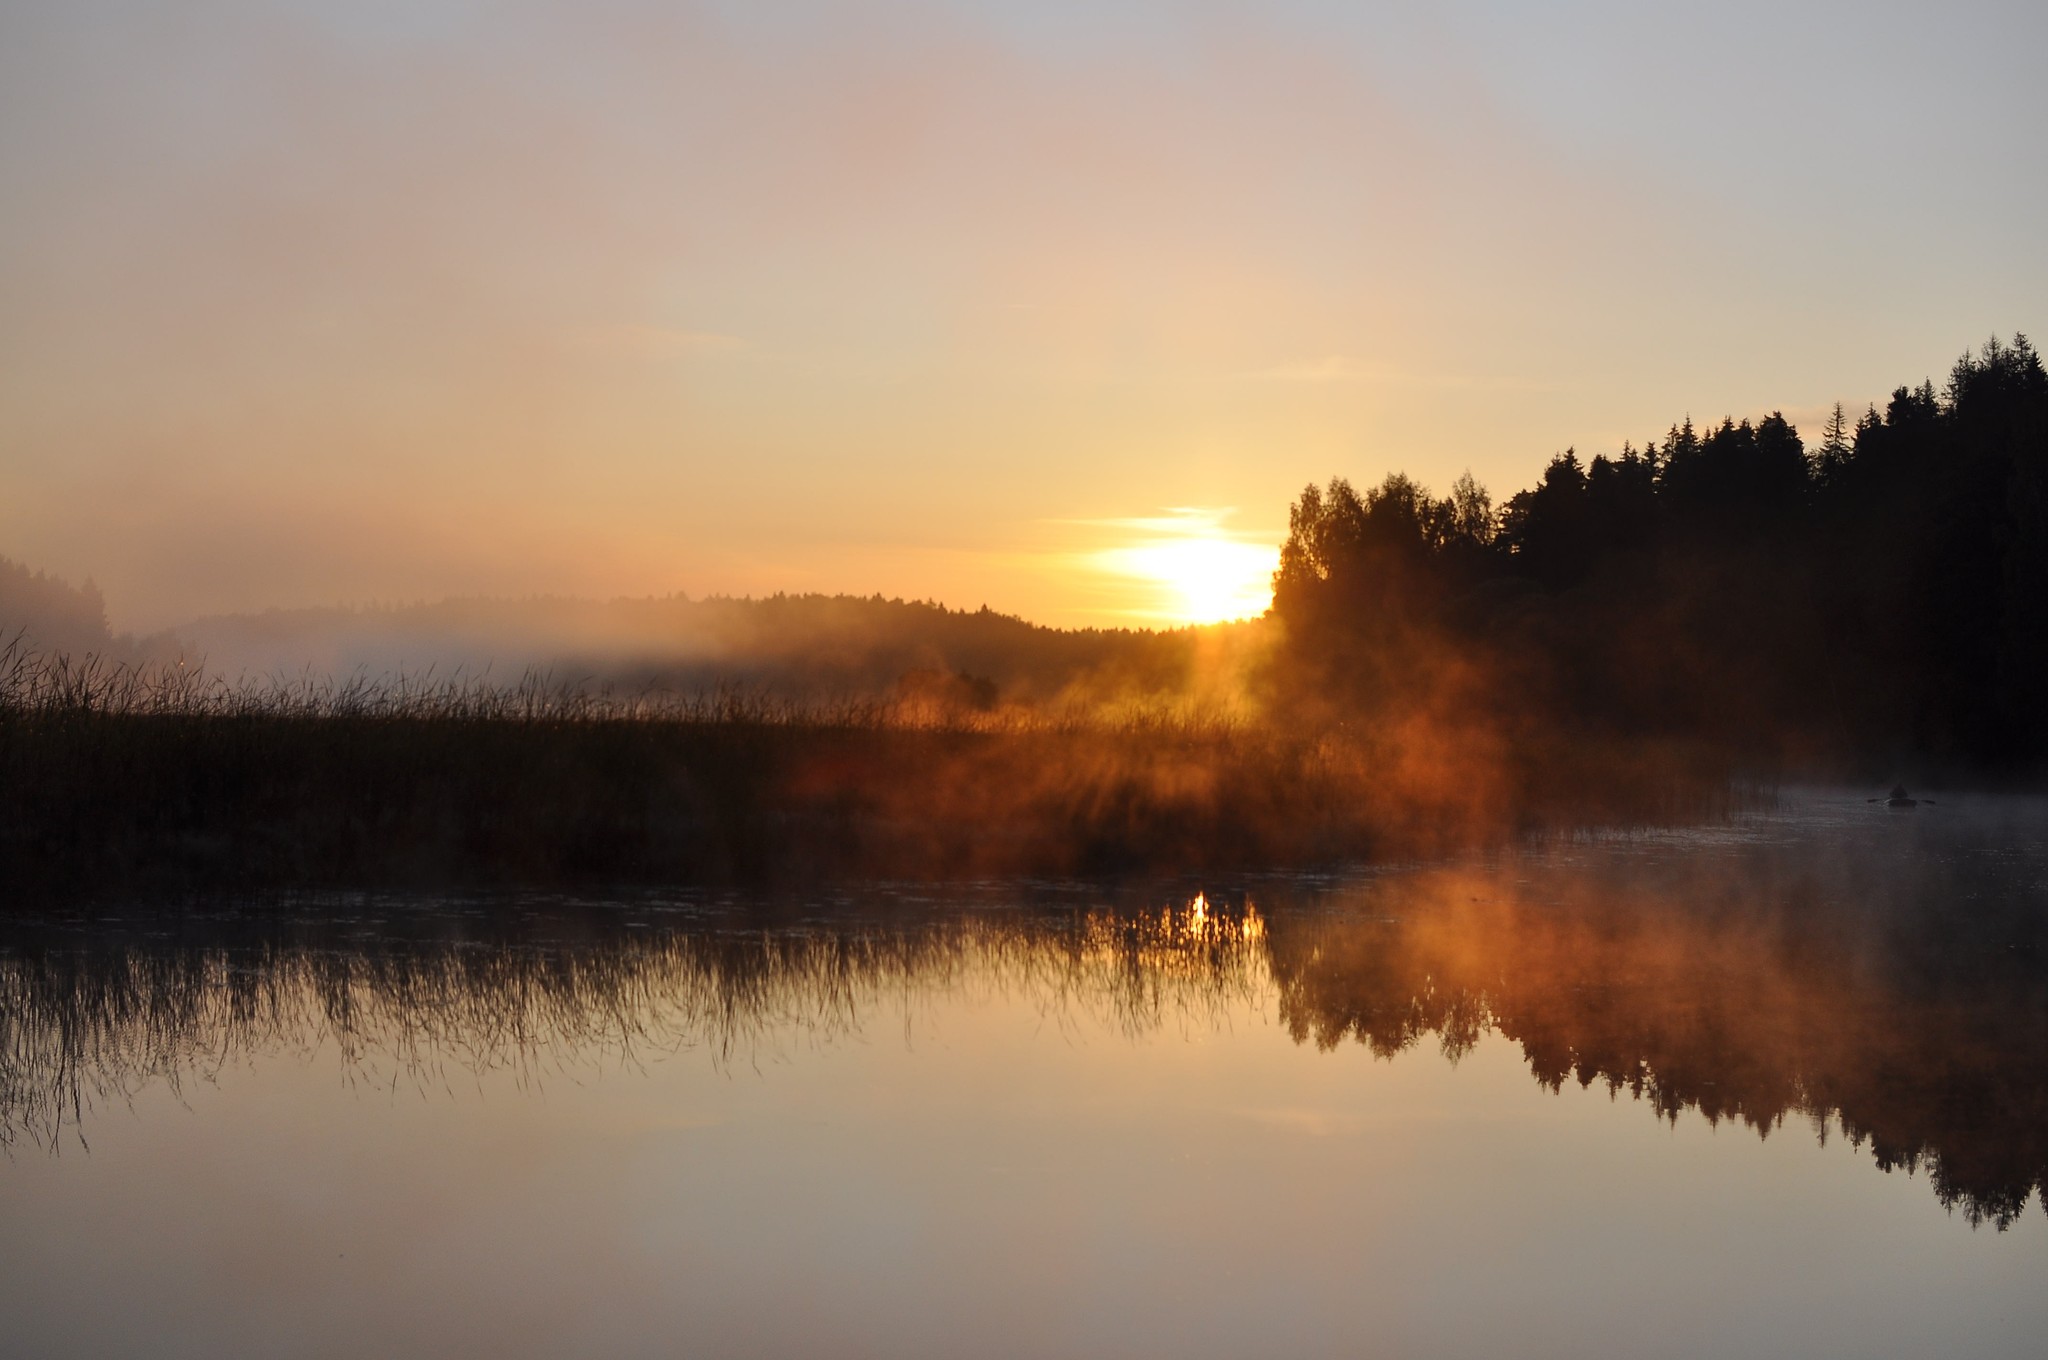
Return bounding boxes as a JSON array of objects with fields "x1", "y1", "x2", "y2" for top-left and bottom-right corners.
[{"x1": 5, "y1": 804, "x2": 2046, "y2": 1227}]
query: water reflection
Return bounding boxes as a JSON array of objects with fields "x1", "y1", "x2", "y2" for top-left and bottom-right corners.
[
  {"x1": 6, "y1": 795, "x2": 2046, "y2": 1227},
  {"x1": 0, "y1": 889, "x2": 1273, "y2": 1152}
]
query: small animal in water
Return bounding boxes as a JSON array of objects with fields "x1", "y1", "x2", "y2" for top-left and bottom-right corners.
[{"x1": 1867, "y1": 784, "x2": 1936, "y2": 809}]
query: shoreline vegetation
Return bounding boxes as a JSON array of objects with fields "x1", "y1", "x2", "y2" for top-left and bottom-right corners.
[
  {"x1": 0, "y1": 648, "x2": 1737, "y2": 900},
  {"x1": 5, "y1": 335, "x2": 2043, "y2": 898}
]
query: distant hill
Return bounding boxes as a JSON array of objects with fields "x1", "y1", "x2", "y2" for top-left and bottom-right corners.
[{"x1": 156, "y1": 593, "x2": 1266, "y2": 707}]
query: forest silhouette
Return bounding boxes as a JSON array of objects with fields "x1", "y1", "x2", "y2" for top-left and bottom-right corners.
[{"x1": 1268, "y1": 336, "x2": 2048, "y2": 777}]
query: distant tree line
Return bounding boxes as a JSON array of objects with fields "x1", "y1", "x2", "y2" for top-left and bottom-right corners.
[
  {"x1": 1270, "y1": 336, "x2": 2048, "y2": 774},
  {"x1": 0, "y1": 556, "x2": 112, "y2": 658}
]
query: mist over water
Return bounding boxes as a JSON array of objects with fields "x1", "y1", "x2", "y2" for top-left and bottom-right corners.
[
  {"x1": 5, "y1": 3, "x2": 2043, "y2": 1353},
  {"x1": 4, "y1": 790, "x2": 2045, "y2": 1358}
]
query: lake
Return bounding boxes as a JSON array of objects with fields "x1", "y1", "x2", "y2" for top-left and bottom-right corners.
[{"x1": 4, "y1": 790, "x2": 2045, "y2": 1358}]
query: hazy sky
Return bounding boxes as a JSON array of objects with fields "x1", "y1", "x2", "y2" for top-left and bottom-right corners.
[{"x1": 3, "y1": 0, "x2": 2043, "y2": 630}]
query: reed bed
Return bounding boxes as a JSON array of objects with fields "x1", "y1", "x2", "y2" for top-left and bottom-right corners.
[{"x1": 0, "y1": 645, "x2": 1734, "y2": 900}]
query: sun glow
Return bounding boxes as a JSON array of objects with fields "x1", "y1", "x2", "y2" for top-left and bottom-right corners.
[{"x1": 1088, "y1": 509, "x2": 1280, "y2": 626}]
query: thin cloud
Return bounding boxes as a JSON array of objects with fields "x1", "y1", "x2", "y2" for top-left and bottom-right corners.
[
  {"x1": 1241, "y1": 355, "x2": 1556, "y2": 392},
  {"x1": 1049, "y1": 506, "x2": 1279, "y2": 542}
]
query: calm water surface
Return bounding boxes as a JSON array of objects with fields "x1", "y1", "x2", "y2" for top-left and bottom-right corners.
[{"x1": 4, "y1": 791, "x2": 2046, "y2": 1358}]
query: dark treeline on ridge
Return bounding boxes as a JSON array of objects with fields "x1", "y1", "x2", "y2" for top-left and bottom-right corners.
[
  {"x1": 1271, "y1": 336, "x2": 2048, "y2": 777},
  {"x1": 0, "y1": 580, "x2": 1228, "y2": 712},
  {"x1": 157, "y1": 593, "x2": 1225, "y2": 708}
]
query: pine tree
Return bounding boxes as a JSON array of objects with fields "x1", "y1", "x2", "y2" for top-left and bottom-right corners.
[{"x1": 1817, "y1": 402, "x2": 1851, "y2": 475}]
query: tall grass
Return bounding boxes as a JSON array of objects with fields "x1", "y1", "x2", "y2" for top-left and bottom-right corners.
[{"x1": 0, "y1": 642, "x2": 1736, "y2": 899}]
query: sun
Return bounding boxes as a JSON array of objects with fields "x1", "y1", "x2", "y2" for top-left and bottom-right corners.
[{"x1": 1093, "y1": 521, "x2": 1279, "y2": 625}]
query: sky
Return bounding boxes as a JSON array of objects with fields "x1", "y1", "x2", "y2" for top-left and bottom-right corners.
[{"x1": 2, "y1": 0, "x2": 2044, "y2": 631}]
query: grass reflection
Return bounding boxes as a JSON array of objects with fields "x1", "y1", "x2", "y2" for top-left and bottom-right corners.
[{"x1": 5, "y1": 818, "x2": 2046, "y2": 1227}]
